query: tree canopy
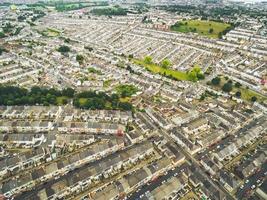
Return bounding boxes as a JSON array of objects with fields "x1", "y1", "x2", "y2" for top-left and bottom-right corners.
[
  {"x1": 144, "y1": 56, "x2": 153, "y2": 64},
  {"x1": 76, "y1": 54, "x2": 84, "y2": 64},
  {"x1": 251, "y1": 96, "x2": 257, "y2": 102},
  {"x1": 222, "y1": 82, "x2": 233, "y2": 93},
  {"x1": 90, "y1": 6, "x2": 128, "y2": 16},
  {"x1": 58, "y1": 45, "x2": 70, "y2": 53},
  {"x1": 116, "y1": 84, "x2": 138, "y2": 98},
  {"x1": 211, "y1": 76, "x2": 221, "y2": 85},
  {"x1": 187, "y1": 66, "x2": 205, "y2": 82},
  {"x1": 161, "y1": 59, "x2": 171, "y2": 69}
]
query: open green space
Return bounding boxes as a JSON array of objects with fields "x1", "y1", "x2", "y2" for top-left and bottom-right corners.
[
  {"x1": 134, "y1": 58, "x2": 189, "y2": 81},
  {"x1": 90, "y1": 6, "x2": 128, "y2": 16},
  {"x1": 171, "y1": 20, "x2": 232, "y2": 38},
  {"x1": 116, "y1": 84, "x2": 138, "y2": 98},
  {"x1": 133, "y1": 58, "x2": 204, "y2": 82},
  {"x1": 239, "y1": 87, "x2": 267, "y2": 103},
  {"x1": 0, "y1": 86, "x2": 133, "y2": 111},
  {"x1": 88, "y1": 67, "x2": 102, "y2": 75},
  {"x1": 209, "y1": 76, "x2": 267, "y2": 103},
  {"x1": 41, "y1": 28, "x2": 60, "y2": 37},
  {"x1": 56, "y1": 96, "x2": 68, "y2": 105}
]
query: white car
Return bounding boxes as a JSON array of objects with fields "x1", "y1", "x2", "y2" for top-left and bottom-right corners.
[{"x1": 251, "y1": 185, "x2": 256, "y2": 189}]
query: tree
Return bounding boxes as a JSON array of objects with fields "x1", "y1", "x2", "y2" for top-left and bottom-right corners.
[
  {"x1": 118, "y1": 102, "x2": 132, "y2": 111},
  {"x1": 62, "y1": 88, "x2": 75, "y2": 97},
  {"x1": 0, "y1": 32, "x2": 5, "y2": 38},
  {"x1": 211, "y1": 77, "x2": 221, "y2": 85},
  {"x1": 84, "y1": 46, "x2": 93, "y2": 51},
  {"x1": 200, "y1": 94, "x2": 205, "y2": 101},
  {"x1": 64, "y1": 38, "x2": 70, "y2": 43},
  {"x1": 251, "y1": 96, "x2": 257, "y2": 102},
  {"x1": 58, "y1": 45, "x2": 70, "y2": 53},
  {"x1": 76, "y1": 54, "x2": 84, "y2": 64},
  {"x1": 126, "y1": 65, "x2": 133, "y2": 73},
  {"x1": 209, "y1": 28, "x2": 214, "y2": 33},
  {"x1": 235, "y1": 91, "x2": 241, "y2": 98},
  {"x1": 222, "y1": 82, "x2": 232, "y2": 92},
  {"x1": 197, "y1": 73, "x2": 205, "y2": 80},
  {"x1": 161, "y1": 59, "x2": 171, "y2": 69},
  {"x1": 235, "y1": 82, "x2": 242, "y2": 88},
  {"x1": 188, "y1": 70, "x2": 198, "y2": 82},
  {"x1": 144, "y1": 56, "x2": 152, "y2": 64},
  {"x1": 188, "y1": 66, "x2": 204, "y2": 82},
  {"x1": 62, "y1": 98, "x2": 68, "y2": 105}
]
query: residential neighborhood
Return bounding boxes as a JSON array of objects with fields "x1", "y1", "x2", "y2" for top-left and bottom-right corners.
[{"x1": 0, "y1": 0, "x2": 266, "y2": 200}]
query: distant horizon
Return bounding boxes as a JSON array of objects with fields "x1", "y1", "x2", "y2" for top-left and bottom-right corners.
[{"x1": 229, "y1": 0, "x2": 265, "y2": 2}]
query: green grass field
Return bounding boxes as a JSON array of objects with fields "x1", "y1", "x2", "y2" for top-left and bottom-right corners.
[
  {"x1": 78, "y1": 98, "x2": 87, "y2": 106},
  {"x1": 211, "y1": 76, "x2": 267, "y2": 103},
  {"x1": 56, "y1": 96, "x2": 68, "y2": 105},
  {"x1": 133, "y1": 59, "x2": 190, "y2": 81},
  {"x1": 41, "y1": 28, "x2": 60, "y2": 37},
  {"x1": 171, "y1": 20, "x2": 231, "y2": 38},
  {"x1": 239, "y1": 87, "x2": 267, "y2": 103}
]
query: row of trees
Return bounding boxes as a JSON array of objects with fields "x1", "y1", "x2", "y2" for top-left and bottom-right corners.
[
  {"x1": 0, "y1": 86, "x2": 75, "y2": 106},
  {"x1": 55, "y1": 3, "x2": 89, "y2": 12},
  {"x1": 90, "y1": 6, "x2": 128, "y2": 16},
  {"x1": 0, "y1": 86, "x2": 133, "y2": 111}
]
